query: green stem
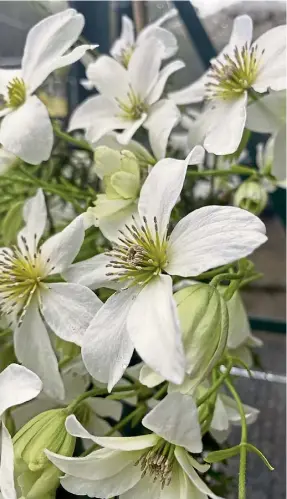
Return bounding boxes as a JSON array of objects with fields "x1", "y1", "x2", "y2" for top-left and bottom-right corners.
[
  {"x1": 194, "y1": 264, "x2": 233, "y2": 281},
  {"x1": 53, "y1": 124, "x2": 94, "y2": 152},
  {"x1": 153, "y1": 383, "x2": 168, "y2": 400},
  {"x1": 196, "y1": 360, "x2": 233, "y2": 407},
  {"x1": 67, "y1": 384, "x2": 139, "y2": 414},
  {"x1": 210, "y1": 272, "x2": 245, "y2": 288},
  {"x1": 225, "y1": 378, "x2": 248, "y2": 499},
  {"x1": 187, "y1": 165, "x2": 256, "y2": 178}
]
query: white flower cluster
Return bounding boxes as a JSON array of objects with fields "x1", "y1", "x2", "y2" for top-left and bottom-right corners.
[{"x1": 0, "y1": 8, "x2": 284, "y2": 499}]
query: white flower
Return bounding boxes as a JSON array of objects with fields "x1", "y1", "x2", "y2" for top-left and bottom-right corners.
[
  {"x1": 110, "y1": 10, "x2": 178, "y2": 67},
  {"x1": 0, "y1": 189, "x2": 102, "y2": 399},
  {"x1": 0, "y1": 9, "x2": 96, "y2": 165},
  {"x1": 64, "y1": 147, "x2": 267, "y2": 390},
  {"x1": 0, "y1": 363, "x2": 42, "y2": 499},
  {"x1": 46, "y1": 393, "x2": 223, "y2": 499},
  {"x1": 68, "y1": 36, "x2": 184, "y2": 159},
  {"x1": 247, "y1": 91, "x2": 286, "y2": 188},
  {"x1": 169, "y1": 15, "x2": 286, "y2": 155}
]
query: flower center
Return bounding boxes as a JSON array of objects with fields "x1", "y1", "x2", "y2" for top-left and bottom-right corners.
[
  {"x1": 0, "y1": 236, "x2": 50, "y2": 325},
  {"x1": 106, "y1": 216, "x2": 168, "y2": 287},
  {"x1": 120, "y1": 46, "x2": 134, "y2": 68},
  {"x1": 116, "y1": 85, "x2": 148, "y2": 120},
  {"x1": 6, "y1": 77, "x2": 26, "y2": 108},
  {"x1": 136, "y1": 441, "x2": 175, "y2": 489},
  {"x1": 205, "y1": 43, "x2": 263, "y2": 100}
]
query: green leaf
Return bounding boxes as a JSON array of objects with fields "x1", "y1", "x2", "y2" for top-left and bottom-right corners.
[
  {"x1": 205, "y1": 445, "x2": 241, "y2": 463},
  {"x1": 2, "y1": 201, "x2": 24, "y2": 245},
  {"x1": 245, "y1": 443, "x2": 274, "y2": 470}
]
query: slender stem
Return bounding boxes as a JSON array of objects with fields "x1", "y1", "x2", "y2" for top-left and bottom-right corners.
[
  {"x1": 153, "y1": 383, "x2": 168, "y2": 400},
  {"x1": 194, "y1": 264, "x2": 232, "y2": 281},
  {"x1": 53, "y1": 124, "x2": 93, "y2": 152},
  {"x1": 196, "y1": 360, "x2": 233, "y2": 407},
  {"x1": 186, "y1": 165, "x2": 256, "y2": 178},
  {"x1": 225, "y1": 378, "x2": 248, "y2": 499},
  {"x1": 67, "y1": 384, "x2": 139, "y2": 414}
]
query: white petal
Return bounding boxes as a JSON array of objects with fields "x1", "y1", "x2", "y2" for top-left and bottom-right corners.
[
  {"x1": 0, "y1": 364, "x2": 42, "y2": 416},
  {"x1": 178, "y1": 467, "x2": 208, "y2": 499},
  {"x1": 17, "y1": 188, "x2": 47, "y2": 254},
  {"x1": 203, "y1": 94, "x2": 247, "y2": 155},
  {"x1": 166, "y1": 205, "x2": 267, "y2": 277},
  {"x1": 88, "y1": 397, "x2": 122, "y2": 421},
  {"x1": 138, "y1": 26, "x2": 178, "y2": 60},
  {"x1": 168, "y1": 73, "x2": 207, "y2": 105},
  {"x1": 273, "y1": 123, "x2": 287, "y2": 183},
  {"x1": 224, "y1": 290, "x2": 251, "y2": 349},
  {"x1": 14, "y1": 300, "x2": 64, "y2": 400},
  {"x1": 82, "y1": 288, "x2": 137, "y2": 390},
  {"x1": 246, "y1": 91, "x2": 285, "y2": 133},
  {"x1": 175, "y1": 447, "x2": 223, "y2": 499},
  {"x1": 0, "y1": 96, "x2": 53, "y2": 165},
  {"x1": 221, "y1": 394, "x2": 259, "y2": 425},
  {"x1": 68, "y1": 95, "x2": 120, "y2": 132},
  {"x1": 99, "y1": 202, "x2": 138, "y2": 242},
  {"x1": 40, "y1": 283, "x2": 102, "y2": 346},
  {"x1": 148, "y1": 60, "x2": 185, "y2": 105},
  {"x1": 61, "y1": 465, "x2": 141, "y2": 498},
  {"x1": 145, "y1": 99, "x2": 180, "y2": 159},
  {"x1": 229, "y1": 15, "x2": 253, "y2": 47},
  {"x1": 66, "y1": 415, "x2": 159, "y2": 450},
  {"x1": 22, "y1": 9, "x2": 85, "y2": 93},
  {"x1": 121, "y1": 475, "x2": 161, "y2": 499},
  {"x1": 138, "y1": 146, "x2": 204, "y2": 237},
  {"x1": 129, "y1": 37, "x2": 162, "y2": 98},
  {"x1": 143, "y1": 393, "x2": 202, "y2": 452},
  {"x1": 252, "y1": 25, "x2": 286, "y2": 93},
  {"x1": 40, "y1": 216, "x2": 84, "y2": 274},
  {"x1": 139, "y1": 364, "x2": 165, "y2": 388},
  {"x1": 110, "y1": 16, "x2": 134, "y2": 61},
  {"x1": 86, "y1": 56, "x2": 130, "y2": 99},
  {"x1": 63, "y1": 253, "x2": 119, "y2": 290},
  {"x1": 210, "y1": 396, "x2": 229, "y2": 432},
  {"x1": 117, "y1": 114, "x2": 147, "y2": 145},
  {"x1": 127, "y1": 275, "x2": 185, "y2": 385},
  {"x1": 0, "y1": 423, "x2": 16, "y2": 499}
]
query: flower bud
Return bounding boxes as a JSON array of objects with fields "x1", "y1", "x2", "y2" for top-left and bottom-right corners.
[
  {"x1": 13, "y1": 408, "x2": 76, "y2": 499},
  {"x1": 174, "y1": 283, "x2": 228, "y2": 384},
  {"x1": 233, "y1": 180, "x2": 268, "y2": 215}
]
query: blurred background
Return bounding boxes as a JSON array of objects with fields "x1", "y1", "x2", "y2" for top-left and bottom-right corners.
[{"x1": 0, "y1": 1, "x2": 285, "y2": 497}]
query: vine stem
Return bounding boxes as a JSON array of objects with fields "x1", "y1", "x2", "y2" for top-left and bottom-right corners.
[
  {"x1": 67, "y1": 384, "x2": 139, "y2": 414},
  {"x1": 52, "y1": 124, "x2": 94, "y2": 152},
  {"x1": 196, "y1": 359, "x2": 233, "y2": 407},
  {"x1": 186, "y1": 165, "x2": 256, "y2": 178},
  {"x1": 225, "y1": 378, "x2": 248, "y2": 499}
]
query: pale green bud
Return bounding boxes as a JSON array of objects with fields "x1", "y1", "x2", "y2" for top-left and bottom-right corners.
[
  {"x1": 13, "y1": 408, "x2": 76, "y2": 499},
  {"x1": 233, "y1": 180, "x2": 268, "y2": 215},
  {"x1": 175, "y1": 283, "x2": 229, "y2": 383}
]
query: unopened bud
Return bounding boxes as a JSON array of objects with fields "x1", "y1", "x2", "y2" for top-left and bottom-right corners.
[
  {"x1": 175, "y1": 283, "x2": 228, "y2": 384},
  {"x1": 234, "y1": 181, "x2": 267, "y2": 215}
]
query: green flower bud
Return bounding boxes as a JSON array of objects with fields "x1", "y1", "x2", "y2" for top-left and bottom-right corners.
[
  {"x1": 174, "y1": 283, "x2": 229, "y2": 385},
  {"x1": 13, "y1": 408, "x2": 76, "y2": 499},
  {"x1": 234, "y1": 180, "x2": 268, "y2": 215}
]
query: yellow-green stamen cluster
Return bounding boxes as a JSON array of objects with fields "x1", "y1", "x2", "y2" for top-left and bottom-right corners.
[
  {"x1": 116, "y1": 85, "x2": 148, "y2": 120},
  {"x1": 7, "y1": 77, "x2": 26, "y2": 108},
  {"x1": 120, "y1": 46, "x2": 134, "y2": 68},
  {"x1": 135, "y1": 441, "x2": 176, "y2": 489},
  {"x1": 106, "y1": 216, "x2": 168, "y2": 287},
  {"x1": 205, "y1": 43, "x2": 264, "y2": 100},
  {"x1": 0, "y1": 236, "x2": 50, "y2": 325}
]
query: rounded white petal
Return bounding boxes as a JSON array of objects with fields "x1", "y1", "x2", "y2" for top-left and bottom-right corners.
[
  {"x1": 168, "y1": 73, "x2": 207, "y2": 105},
  {"x1": 22, "y1": 9, "x2": 85, "y2": 93},
  {"x1": 127, "y1": 275, "x2": 185, "y2": 385},
  {"x1": 14, "y1": 300, "x2": 64, "y2": 400},
  {"x1": 221, "y1": 394, "x2": 259, "y2": 426},
  {"x1": 63, "y1": 253, "x2": 119, "y2": 290},
  {"x1": 117, "y1": 114, "x2": 147, "y2": 145},
  {"x1": 40, "y1": 283, "x2": 102, "y2": 346},
  {"x1": 17, "y1": 188, "x2": 47, "y2": 254},
  {"x1": 203, "y1": 94, "x2": 247, "y2": 155},
  {"x1": 82, "y1": 288, "x2": 137, "y2": 390},
  {"x1": 166, "y1": 205, "x2": 267, "y2": 277},
  {"x1": 0, "y1": 363, "x2": 42, "y2": 416},
  {"x1": 121, "y1": 475, "x2": 161, "y2": 499},
  {"x1": 129, "y1": 37, "x2": 162, "y2": 98},
  {"x1": 229, "y1": 14, "x2": 253, "y2": 47},
  {"x1": 225, "y1": 290, "x2": 251, "y2": 349},
  {"x1": 86, "y1": 56, "x2": 130, "y2": 99},
  {"x1": 145, "y1": 99, "x2": 180, "y2": 159},
  {"x1": 0, "y1": 96, "x2": 53, "y2": 165},
  {"x1": 147, "y1": 60, "x2": 185, "y2": 105},
  {"x1": 68, "y1": 95, "x2": 119, "y2": 132},
  {"x1": 139, "y1": 26, "x2": 178, "y2": 60},
  {"x1": 99, "y1": 202, "x2": 138, "y2": 242},
  {"x1": 139, "y1": 364, "x2": 165, "y2": 388},
  {"x1": 143, "y1": 393, "x2": 202, "y2": 453},
  {"x1": 0, "y1": 423, "x2": 16, "y2": 499},
  {"x1": 246, "y1": 91, "x2": 285, "y2": 133},
  {"x1": 252, "y1": 25, "x2": 286, "y2": 93},
  {"x1": 40, "y1": 216, "x2": 84, "y2": 275},
  {"x1": 138, "y1": 146, "x2": 204, "y2": 237},
  {"x1": 88, "y1": 397, "x2": 122, "y2": 421}
]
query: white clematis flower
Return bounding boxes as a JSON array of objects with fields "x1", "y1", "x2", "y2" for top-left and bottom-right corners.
[
  {"x1": 46, "y1": 393, "x2": 223, "y2": 499},
  {"x1": 110, "y1": 9, "x2": 178, "y2": 67},
  {"x1": 0, "y1": 9, "x2": 97, "y2": 165},
  {"x1": 0, "y1": 363, "x2": 42, "y2": 499},
  {"x1": 68, "y1": 36, "x2": 184, "y2": 159},
  {"x1": 169, "y1": 15, "x2": 286, "y2": 155},
  {"x1": 64, "y1": 146, "x2": 267, "y2": 390},
  {"x1": 0, "y1": 189, "x2": 102, "y2": 399},
  {"x1": 247, "y1": 91, "x2": 286, "y2": 188}
]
